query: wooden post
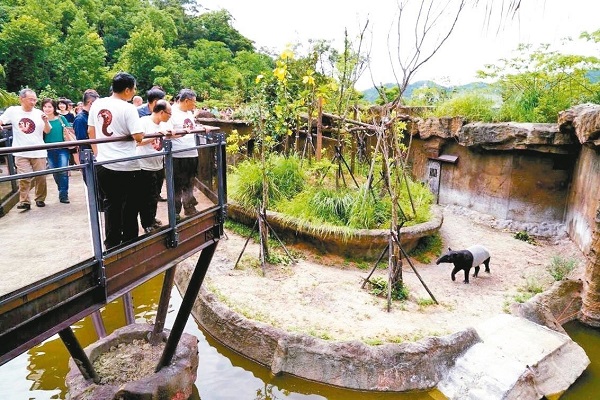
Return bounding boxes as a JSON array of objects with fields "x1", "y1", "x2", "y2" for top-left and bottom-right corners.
[{"x1": 316, "y1": 97, "x2": 323, "y2": 161}]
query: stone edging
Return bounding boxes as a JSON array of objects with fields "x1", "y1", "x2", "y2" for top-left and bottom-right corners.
[
  {"x1": 226, "y1": 203, "x2": 444, "y2": 260},
  {"x1": 174, "y1": 268, "x2": 479, "y2": 392}
]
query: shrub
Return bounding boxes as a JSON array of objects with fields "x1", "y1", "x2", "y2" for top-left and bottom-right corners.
[
  {"x1": 369, "y1": 276, "x2": 409, "y2": 301},
  {"x1": 514, "y1": 231, "x2": 536, "y2": 245},
  {"x1": 432, "y1": 90, "x2": 497, "y2": 122},
  {"x1": 547, "y1": 256, "x2": 577, "y2": 281}
]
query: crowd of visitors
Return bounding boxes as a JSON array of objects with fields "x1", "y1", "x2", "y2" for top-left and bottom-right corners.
[{"x1": 0, "y1": 72, "x2": 203, "y2": 249}]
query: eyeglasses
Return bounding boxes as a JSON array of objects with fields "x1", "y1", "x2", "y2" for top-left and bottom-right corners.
[{"x1": 163, "y1": 111, "x2": 172, "y2": 116}]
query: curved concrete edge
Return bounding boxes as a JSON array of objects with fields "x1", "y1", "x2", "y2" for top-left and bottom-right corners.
[
  {"x1": 174, "y1": 266, "x2": 479, "y2": 392},
  {"x1": 66, "y1": 324, "x2": 199, "y2": 400},
  {"x1": 226, "y1": 203, "x2": 444, "y2": 260}
]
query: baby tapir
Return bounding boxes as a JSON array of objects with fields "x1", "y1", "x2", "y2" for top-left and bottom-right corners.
[{"x1": 436, "y1": 245, "x2": 491, "y2": 284}]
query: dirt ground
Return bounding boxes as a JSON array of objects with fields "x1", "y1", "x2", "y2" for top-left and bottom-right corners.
[{"x1": 204, "y1": 206, "x2": 587, "y2": 342}]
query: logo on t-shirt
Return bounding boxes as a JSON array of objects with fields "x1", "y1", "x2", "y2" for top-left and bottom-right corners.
[
  {"x1": 18, "y1": 118, "x2": 35, "y2": 134},
  {"x1": 97, "y1": 109, "x2": 113, "y2": 136},
  {"x1": 152, "y1": 137, "x2": 163, "y2": 151},
  {"x1": 183, "y1": 118, "x2": 194, "y2": 130}
]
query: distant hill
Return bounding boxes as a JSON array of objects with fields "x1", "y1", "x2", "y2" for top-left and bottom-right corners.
[{"x1": 361, "y1": 80, "x2": 490, "y2": 104}]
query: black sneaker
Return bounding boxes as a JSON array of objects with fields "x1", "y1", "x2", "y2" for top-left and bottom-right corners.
[
  {"x1": 35, "y1": 201, "x2": 45, "y2": 207},
  {"x1": 143, "y1": 226, "x2": 154, "y2": 234},
  {"x1": 60, "y1": 198, "x2": 70, "y2": 204},
  {"x1": 17, "y1": 202, "x2": 31, "y2": 211}
]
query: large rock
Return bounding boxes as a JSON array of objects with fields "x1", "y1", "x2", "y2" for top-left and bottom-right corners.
[
  {"x1": 437, "y1": 314, "x2": 590, "y2": 400},
  {"x1": 416, "y1": 116, "x2": 464, "y2": 140},
  {"x1": 458, "y1": 122, "x2": 578, "y2": 153},
  {"x1": 511, "y1": 279, "x2": 583, "y2": 334},
  {"x1": 558, "y1": 103, "x2": 600, "y2": 145}
]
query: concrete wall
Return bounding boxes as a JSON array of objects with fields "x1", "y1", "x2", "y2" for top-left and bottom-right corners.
[
  {"x1": 409, "y1": 139, "x2": 573, "y2": 224},
  {"x1": 565, "y1": 146, "x2": 600, "y2": 253}
]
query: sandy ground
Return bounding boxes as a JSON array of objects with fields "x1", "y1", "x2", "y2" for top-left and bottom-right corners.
[{"x1": 204, "y1": 206, "x2": 587, "y2": 342}]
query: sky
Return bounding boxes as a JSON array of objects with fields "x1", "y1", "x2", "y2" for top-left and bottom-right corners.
[{"x1": 200, "y1": 0, "x2": 599, "y2": 90}]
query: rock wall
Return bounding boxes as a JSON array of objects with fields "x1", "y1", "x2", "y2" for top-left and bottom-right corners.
[{"x1": 408, "y1": 122, "x2": 576, "y2": 225}]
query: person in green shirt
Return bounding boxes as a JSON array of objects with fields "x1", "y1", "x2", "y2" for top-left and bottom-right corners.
[{"x1": 42, "y1": 98, "x2": 72, "y2": 204}]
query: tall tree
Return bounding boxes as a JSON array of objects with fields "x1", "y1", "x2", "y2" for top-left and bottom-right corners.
[
  {"x1": 195, "y1": 10, "x2": 254, "y2": 54},
  {"x1": 50, "y1": 13, "x2": 109, "y2": 99},
  {"x1": 114, "y1": 23, "x2": 176, "y2": 93},
  {"x1": 0, "y1": 15, "x2": 54, "y2": 91}
]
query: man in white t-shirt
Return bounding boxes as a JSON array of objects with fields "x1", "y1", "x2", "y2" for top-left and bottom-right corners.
[
  {"x1": 88, "y1": 72, "x2": 144, "y2": 249},
  {"x1": 0, "y1": 88, "x2": 51, "y2": 211},
  {"x1": 170, "y1": 88, "x2": 200, "y2": 218},
  {"x1": 136, "y1": 99, "x2": 171, "y2": 233}
]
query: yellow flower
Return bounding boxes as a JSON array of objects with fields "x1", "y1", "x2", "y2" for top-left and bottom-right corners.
[
  {"x1": 302, "y1": 75, "x2": 315, "y2": 86},
  {"x1": 280, "y1": 47, "x2": 294, "y2": 60},
  {"x1": 255, "y1": 74, "x2": 264, "y2": 83},
  {"x1": 273, "y1": 66, "x2": 287, "y2": 81}
]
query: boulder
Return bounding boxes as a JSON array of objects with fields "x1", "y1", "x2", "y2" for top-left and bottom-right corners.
[
  {"x1": 558, "y1": 103, "x2": 600, "y2": 145},
  {"x1": 458, "y1": 122, "x2": 577, "y2": 153},
  {"x1": 437, "y1": 314, "x2": 590, "y2": 400}
]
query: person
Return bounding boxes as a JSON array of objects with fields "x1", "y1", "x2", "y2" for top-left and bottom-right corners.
[
  {"x1": 136, "y1": 99, "x2": 171, "y2": 233},
  {"x1": 132, "y1": 95, "x2": 143, "y2": 107},
  {"x1": 73, "y1": 89, "x2": 99, "y2": 164},
  {"x1": 0, "y1": 88, "x2": 50, "y2": 210},
  {"x1": 57, "y1": 98, "x2": 75, "y2": 124},
  {"x1": 137, "y1": 86, "x2": 166, "y2": 117},
  {"x1": 88, "y1": 72, "x2": 144, "y2": 248},
  {"x1": 74, "y1": 101, "x2": 83, "y2": 115},
  {"x1": 41, "y1": 98, "x2": 71, "y2": 203},
  {"x1": 170, "y1": 88, "x2": 199, "y2": 218}
]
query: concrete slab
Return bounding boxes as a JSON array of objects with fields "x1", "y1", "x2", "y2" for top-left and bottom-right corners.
[{"x1": 437, "y1": 314, "x2": 590, "y2": 399}]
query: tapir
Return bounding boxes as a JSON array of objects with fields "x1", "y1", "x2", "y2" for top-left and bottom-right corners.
[{"x1": 436, "y1": 245, "x2": 491, "y2": 284}]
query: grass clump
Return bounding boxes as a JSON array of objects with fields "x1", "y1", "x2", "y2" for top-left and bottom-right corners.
[
  {"x1": 368, "y1": 276, "x2": 409, "y2": 301},
  {"x1": 409, "y1": 233, "x2": 442, "y2": 263},
  {"x1": 514, "y1": 230, "x2": 536, "y2": 245},
  {"x1": 432, "y1": 90, "x2": 497, "y2": 122},
  {"x1": 547, "y1": 256, "x2": 577, "y2": 281}
]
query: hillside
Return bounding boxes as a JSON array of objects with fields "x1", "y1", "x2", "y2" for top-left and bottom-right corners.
[{"x1": 361, "y1": 80, "x2": 489, "y2": 103}]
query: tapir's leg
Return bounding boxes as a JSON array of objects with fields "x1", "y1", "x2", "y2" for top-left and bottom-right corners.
[
  {"x1": 473, "y1": 265, "x2": 480, "y2": 277},
  {"x1": 463, "y1": 267, "x2": 471, "y2": 284},
  {"x1": 451, "y1": 265, "x2": 461, "y2": 281},
  {"x1": 483, "y1": 258, "x2": 491, "y2": 273}
]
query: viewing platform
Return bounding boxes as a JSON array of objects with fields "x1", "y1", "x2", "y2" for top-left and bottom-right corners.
[{"x1": 0, "y1": 126, "x2": 227, "y2": 380}]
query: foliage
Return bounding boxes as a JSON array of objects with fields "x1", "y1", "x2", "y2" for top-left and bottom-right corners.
[
  {"x1": 478, "y1": 43, "x2": 600, "y2": 122},
  {"x1": 0, "y1": 15, "x2": 54, "y2": 91},
  {"x1": 369, "y1": 276, "x2": 409, "y2": 301},
  {"x1": 228, "y1": 154, "x2": 306, "y2": 209},
  {"x1": 547, "y1": 256, "x2": 577, "y2": 281},
  {"x1": 409, "y1": 234, "x2": 443, "y2": 264},
  {"x1": 514, "y1": 231, "x2": 536, "y2": 245},
  {"x1": 431, "y1": 90, "x2": 497, "y2": 122}
]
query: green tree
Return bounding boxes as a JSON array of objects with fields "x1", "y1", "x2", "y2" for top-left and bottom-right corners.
[
  {"x1": 114, "y1": 23, "x2": 175, "y2": 94},
  {"x1": 50, "y1": 13, "x2": 109, "y2": 99},
  {"x1": 0, "y1": 15, "x2": 55, "y2": 91},
  {"x1": 181, "y1": 39, "x2": 239, "y2": 100},
  {"x1": 97, "y1": 0, "x2": 143, "y2": 64},
  {"x1": 232, "y1": 50, "x2": 275, "y2": 102},
  {"x1": 194, "y1": 10, "x2": 254, "y2": 54},
  {"x1": 479, "y1": 43, "x2": 600, "y2": 122}
]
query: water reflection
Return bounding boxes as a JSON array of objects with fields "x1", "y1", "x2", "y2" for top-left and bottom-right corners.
[{"x1": 0, "y1": 273, "x2": 596, "y2": 399}]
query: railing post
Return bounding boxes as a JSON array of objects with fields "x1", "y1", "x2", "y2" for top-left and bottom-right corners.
[
  {"x1": 81, "y1": 150, "x2": 106, "y2": 290},
  {"x1": 215, "y1": 133, "x2": 227, "y2": 225},
  {"x1": 163, "y1": 139, "x2": 178, "y2": 248}
]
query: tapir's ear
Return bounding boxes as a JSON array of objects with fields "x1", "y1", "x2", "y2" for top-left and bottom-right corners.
[{"x1": 448, "y1": 247, "x2": 452, "y2": 251}]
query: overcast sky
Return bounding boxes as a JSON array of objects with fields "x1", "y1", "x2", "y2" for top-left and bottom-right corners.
[{"x1": 200, "y1": 0, "x2": 599, "y2": 89}]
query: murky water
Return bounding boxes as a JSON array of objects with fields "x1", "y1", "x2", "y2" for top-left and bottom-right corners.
[{"x1": 0, "y1": 274, "x2": 597, "y2": 399}]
